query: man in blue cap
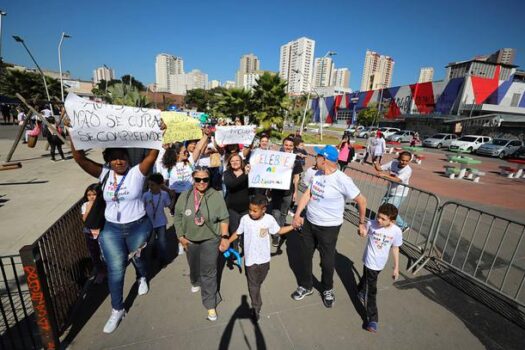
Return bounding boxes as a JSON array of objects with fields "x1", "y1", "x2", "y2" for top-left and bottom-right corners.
[{"x1": 291, "y1": 145, "x2": 367, "y2": 308}]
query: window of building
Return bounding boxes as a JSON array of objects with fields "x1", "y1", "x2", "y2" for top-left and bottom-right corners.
[{"x1": 511, "y1": 93, "x2": 521, "y2": 107}]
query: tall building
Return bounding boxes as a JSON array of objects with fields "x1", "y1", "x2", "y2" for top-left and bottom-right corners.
[
  {"x1": 93, "y1": 66, "x2": 115, "y2": 84},
  {"x1": 170, "y1": 69, "x2": 208, "y2": 94},
  {"x1": 333, "y1": 68, "x2": 350, "y2": 88},
  {"x1": 279, "y1": 37, "x2": 315, "y2": 94},
  {"x1": 155, "y1": 53, "x2": 184, "y2": 92},
  {"x1": 223, "y1": 81, "x2": 236, "y2": 89},
  {"x1": 313, "y1": 57, "x2": 335, "y2": 87},
  {"x1": 476, "y1": 48, "x2": 516, "y2": 65},
  {"x1": 360, "y1": 50, "x2": 395, "y2": 91},
  {"x1": 208, "y1": 80, "x2": 221, "y2": 89},
  {"x1": 236, "y1": 53, "x2": 260, "y2": 88},
  {"x1": 418, "y1": 67, "x2": 434, "y2": 83}
]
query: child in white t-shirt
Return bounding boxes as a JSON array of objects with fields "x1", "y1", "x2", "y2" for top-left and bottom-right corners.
[
  {"x1": 142, "y1": 173, "x2": 171, "y2": 266},
  {"x1": 224, "y1": 194, "x2": 294, "y2": 321},
  {"x1": 358, "y1": 203, "x2": 402, "y2": 333}
]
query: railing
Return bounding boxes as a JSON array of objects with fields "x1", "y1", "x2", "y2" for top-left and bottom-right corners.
[
  {"x1": 0, "y1": 254, "x2": 40, "y2": 350},
  {"x1": 19, "y1": 199, "x2": 92, "y2": 349}
]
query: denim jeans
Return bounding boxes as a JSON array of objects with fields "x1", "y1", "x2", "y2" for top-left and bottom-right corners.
[
  {"x1": 151, "y1": 225, "x2": 168, "y2": 263},
  {"x1": 381, "y1": 194, "x2": 407, "y2": 229},
  {"x1": 99, "y1": 216, "x2": 152, "y2": 310}
]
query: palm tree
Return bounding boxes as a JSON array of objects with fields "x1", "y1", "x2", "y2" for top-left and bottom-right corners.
[
  {"x1": 105, "y1": 83, "x2": 152, "y2": 107},
  {"x1": 251, "y1": 72, "x2": 289, "y2": 132},
  {"x1": 212, "y1": 88, "x2": 253, "y2": 120},
  {"x1": 0, "y1": 69, "x2": 61, "y2": 104}
]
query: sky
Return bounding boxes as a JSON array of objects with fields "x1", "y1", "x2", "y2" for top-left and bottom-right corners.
[{"x1": 2, "y1": 0, "x2": 525, "y2": 91}]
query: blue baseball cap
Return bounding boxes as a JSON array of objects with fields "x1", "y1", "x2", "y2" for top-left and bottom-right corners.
[{"x1": 314, "y1": 145, "x2": 339, "y2": 162}]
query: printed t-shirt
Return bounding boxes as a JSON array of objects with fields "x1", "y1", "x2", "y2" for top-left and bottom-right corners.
[
  {"x1": 142, "y1": 190, "x2": 171, "y2": 228},
  {"x1": 381, "y1": 160, "x2": 412, "y2": 197},
  {"x1": 363, "y1": 220, "x2": 403, "y2": 271},
  {"x1": 99, "y1": 165, "x2": 146, "y2": 224},
  {"x1": 307, "y1": 170, "x2": 360, "y2": 226},
  {"x1": 302, "y1": 167, "x2": 317, "y2": 188},
  {"x1": 163, "y1": 162, "x2": 194, "y2": 193},
  {"x1": 237, "y1": 214, "x2": 281, "y2": 266}
]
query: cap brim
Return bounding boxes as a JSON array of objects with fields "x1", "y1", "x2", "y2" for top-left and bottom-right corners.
[{"x1": 313, "y1": 146, "x2": 324, "y2": 156}]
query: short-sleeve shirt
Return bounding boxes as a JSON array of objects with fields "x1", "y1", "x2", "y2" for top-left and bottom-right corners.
[
  {"x1": 363, "y1": 220, "x2": 403, "y2": 271},
  {"x1": 163, "y1": 162, "x2": 194, "y2": 193},
  {"x1": 307, "y1": 170, "x2": 360, "y2": 226},
  {"x1": 302, "y1": 167, "x2": 317, "y2": 188},
  {"x1": 237, "y1": 214, "x2": 281, "y2": 266},
  {"x1": 99, "y1": 165, "x2": 146, "y2": 224},
  {"x1": 381, "y1": 160, "x2": 412, "y2": 197},
  {"x1": 142, "y1": 190, "x2": 171, "y2": 228}
]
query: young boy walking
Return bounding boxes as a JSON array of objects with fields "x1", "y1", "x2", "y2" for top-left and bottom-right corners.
[
  {"x1": 358, "y1": 203, "x2": 402, "y2": 333},
  {"x1": 223, "y1": 194, "x2": 294, "y2": 321},
  {"x1": 142, "y1": 173, "x2": 172, "y2": 266}
]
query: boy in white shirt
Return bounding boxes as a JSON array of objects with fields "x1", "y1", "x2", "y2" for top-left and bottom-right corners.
[
  {"x1": 142, "y1": 173, "x2": 171, "y2": 266},
  {"x1": 358, "y1": 203, "x2": 402, "y2": 333},
  {"x1": 223, "y1": 194, "x2": 293, "y2": 321}
]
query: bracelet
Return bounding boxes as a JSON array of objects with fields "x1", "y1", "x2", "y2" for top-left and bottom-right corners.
[{"x1": 221, "y1": 235, "x2": 229, "y2": 239}]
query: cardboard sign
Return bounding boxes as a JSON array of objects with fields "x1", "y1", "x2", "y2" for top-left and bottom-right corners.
[
  {"x1": 248, "y1": 149, "x2": 297, "y2": 190},
  {"x1": 65, "y1": 93, "x2": 162, "y2": 150},
  {"x1": 162, "y1": 111, "x2": 202, "y2": 143},
  {"x1": 215, "y1": 126, "x2": 255, "y2": 146}
]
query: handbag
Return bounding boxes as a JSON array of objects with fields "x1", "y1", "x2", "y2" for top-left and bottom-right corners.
[
  {"x1": 27, "y1": 136, "x2": 38, "y2": 148},
  {"x1": 84, "y1": 171, "x2": 111, "y2": 230}
]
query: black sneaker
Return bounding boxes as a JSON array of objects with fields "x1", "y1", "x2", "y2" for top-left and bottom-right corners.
[
  {"x1": 322, "y1": 289, "x2": 335, "y2": 308},
  {"x1": 291, "y1": 286, "x2": 313, "y2": 301}
]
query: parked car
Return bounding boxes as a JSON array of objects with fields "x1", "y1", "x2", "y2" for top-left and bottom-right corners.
[
  {"x1": 476, "y1": 139, "x2": 523, "y2": 158},
  {"x1": 448, "y1": 135, "x2": 492, "y2": 153},
  {"x1": 379, "y1": 127, "x2": 401, "y2": 139},
  {"x1": 507, "y1": 146, "x2": 525, "y2": 160},
  {"x1": 423, "y1": 133, "x2": 458, "y2": 148},
  {"x1": 345, "y1": 125, "x2": 364, "y2": 134},
  {"x1": 387, "y1": 130, "x2": 416, "y2": 143},
  {"x1": 357, "y1": 126, "x2": 379, "y2": 138}
]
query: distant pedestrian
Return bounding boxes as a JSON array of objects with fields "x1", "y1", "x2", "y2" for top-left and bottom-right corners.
[
  {"x1": 1, "y1": 104, "x2": 11, "y2": 125},
  {"x1": 358, "y1": 203, "x2": 402, "y2": 333},
  {"x1": 372, "y1": 131, "x2": 386, "y2": 164},
  {"x1": 362, "y1": 131, "x2": 376, "y2": 164},
  {"x1": 43, "y1": 116, "x2": 66, "y2": 161},
  {"x1": 337, "y1": 136, "x2": 354, "y2": 172}
]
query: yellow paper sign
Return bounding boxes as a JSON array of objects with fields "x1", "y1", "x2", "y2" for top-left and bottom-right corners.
[{"x1": 161, "y1": 111, "x2": 202, "y2": 143}]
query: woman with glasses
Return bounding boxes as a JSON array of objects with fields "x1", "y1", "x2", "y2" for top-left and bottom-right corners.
[
  {"x1": 174, "y1": 166, "x2": 230, "y2": 321},
  {"x1": 70, "y1": 143, "x2": 159, "y2": 334}
]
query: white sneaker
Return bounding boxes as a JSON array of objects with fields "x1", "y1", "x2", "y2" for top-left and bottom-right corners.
[
  {"x1": 191, "y1": 285, "x2": 201, "y2": 293},
  {"x1": 207, "y1": 309, "x2": 217, "y2": 321},
  {"x1": 138, "y1": 277, "x2": 149, "y2": 296},
  {"x1": 103, "y1": 309, "x2": 125, "y2": 334}
]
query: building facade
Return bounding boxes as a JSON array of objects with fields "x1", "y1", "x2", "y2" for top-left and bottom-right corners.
[
  {"x1": 360, "y1": 50, "x2": 395, "y2": 91},
  {"x1": 333, "y1": 68, "x2": 350, "y2": 89},
  {"x1": 313, "y1": 57, "x2": 334, "y2": 88},
  {"x1": 223, "y1": 81, "x2": 236, "y2": 89},
  {"x1": 418, "y1": 67, "x2": 434, "y2": 83},
  {"x1": 236, "y1": 53, "x2": 260, "y2": 88},
  {"x1": 208, "y1": 80, "x2": 221, "y2": 89},
  {"x1": 155, "y1": 53, "x2": 184, "y2": 92},
  {"x1": 93, "y1": 66, "x2": 115, "y2": 84},
  {"x1": 279, "y1": 37, "x2": 316, "y2": 94}
]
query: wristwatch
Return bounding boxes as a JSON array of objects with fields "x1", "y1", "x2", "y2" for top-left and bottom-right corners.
[{"x1": 221, "y1": 235, "x2": 229, "y2": 239}]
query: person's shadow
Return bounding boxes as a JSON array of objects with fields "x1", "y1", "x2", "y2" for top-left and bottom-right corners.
[
  {"x1": 334, "y1": 251, "x2": 367, "y2": 324},
  {"x1": 218, "y1": 295, "x2": 266, "y2": 350}
]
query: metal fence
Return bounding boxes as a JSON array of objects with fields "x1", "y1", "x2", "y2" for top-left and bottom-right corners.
[
  {"x1": 19, "y1": 199, "x2": 93, "y2": 349},
  {"x1": 0, "y1": 254, "x2": 40, "y2": 350}
]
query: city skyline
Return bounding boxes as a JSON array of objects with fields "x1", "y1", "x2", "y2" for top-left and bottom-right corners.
[{"x1": 2, "y1": 0, "x2": 524, "y2": 91}]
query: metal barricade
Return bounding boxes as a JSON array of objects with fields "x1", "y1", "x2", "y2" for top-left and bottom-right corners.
[
  {"x1": 427, "y1": 201, "x2": 525, "y2": 308},
  {"x1": 0, "y1": 255, "x2": 40, "y2": 350},
  {"x1": 19, "y1": 199, "x2": 92, "y2": 349}
]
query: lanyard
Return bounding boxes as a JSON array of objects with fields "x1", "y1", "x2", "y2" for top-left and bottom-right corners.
[
  {"x1": 193, "y1": 189, "x2": 203, "y2": 213},
  {"x1": 112, "y1": 170, "x2": 128, "y2": 202},
  {"x1": 150, "y1": 193, "x2": 162, "y2": 220}
]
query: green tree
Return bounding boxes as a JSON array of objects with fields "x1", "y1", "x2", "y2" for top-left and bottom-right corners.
[
  {"x1": 251, "y1": 72, "x2": 289, "y2": 132},
  {"x1": 121, "y1": 75, "x2": 146, "y2": 91},
  {"x1": 212, "y1": 88, "x2": 253, "y2": 120},
  {"x1": 357, "y1": 104, "x2": 380, "y2": 126},
  {"x1": 105, "y1": 83, "x2": 151, "y2": 107},
  {"x1": 0, "y1": 69, "x2": 61, "y2": 104},
  {"x1": 185, "y1": 88, "x2": 209, "y2": 111}
]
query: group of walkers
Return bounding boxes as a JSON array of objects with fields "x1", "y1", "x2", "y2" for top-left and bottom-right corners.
[{"x1": 71, "y1": 121, "x2": 410, "y2": 335}]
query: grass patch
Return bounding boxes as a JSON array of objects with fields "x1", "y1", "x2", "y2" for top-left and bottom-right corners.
[{"x1": 270, "y1": 131, "x2": 341, "y2": 145}]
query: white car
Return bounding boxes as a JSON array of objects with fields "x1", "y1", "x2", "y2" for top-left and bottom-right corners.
[
  {"x1": 423, "y1": 133, "x2": 458, "y2": 148},
  {"x1": 358, "y1": 126, "x2": 379, "y2": 138},
  {"x1": 379, "y1": 127, "x2": 401, "y2": 138},
  {"x1": 345, "y1": 125, "x2": 364, "y2": 134},
  {"x1": 448, "y1": 135, "x2": 492, "y2": 153},
  {"x1": 387, "y1": 130, "x2": 416, "y2": 143}
]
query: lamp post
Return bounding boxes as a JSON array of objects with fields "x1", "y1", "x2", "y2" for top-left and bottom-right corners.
[
  {"x1": 13, "y1": 35, "x2": 51, "y2": 107},
  {"x1": 58, "y1": 32, "x2": 71, "y2": 102},
  {"x1": 0, "y1": 10, "x2": 7, "y2": 63}
]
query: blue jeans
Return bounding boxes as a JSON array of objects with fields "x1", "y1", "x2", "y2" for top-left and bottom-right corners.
[
  {"x1": 381, "y1": 194, "x2": 408, "y2": 229},
  {"x1": 99, "y1": 216, "x2": 152, "y2": 310},
  {"x1": 152, "y1": 225, "x2": 168, "y2": 263}
]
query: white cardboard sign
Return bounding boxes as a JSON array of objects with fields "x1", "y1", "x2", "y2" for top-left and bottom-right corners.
[
  {"x1": 215, "y1": 125, "x2": 255, "y2": 146},
  {"x1": 248, "y1": 149, "x2": 296, "y2": 190}
]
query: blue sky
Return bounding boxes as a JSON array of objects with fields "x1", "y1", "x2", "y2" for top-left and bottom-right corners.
[{"x1": 2, "y1": 0, "x2": 524, "y2": 91}]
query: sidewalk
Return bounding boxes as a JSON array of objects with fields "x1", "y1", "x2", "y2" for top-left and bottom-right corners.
[{"x1": 64, "y1": 218, "x2": 524, "y2": 350}]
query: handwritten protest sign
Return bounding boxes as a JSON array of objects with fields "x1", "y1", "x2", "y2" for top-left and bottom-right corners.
[
  {"x1": 248, "y1": 149, "x2": 296, "y2": 190},
  {"x1": 215, "y1": 126, "x2": 256, "y2": 146},
  {"x1": 65, "y1": 93, "x2": 162, "y2": 150},
  {"x1": 161, "y1": 111, "x2": 202, "y2": 143}
]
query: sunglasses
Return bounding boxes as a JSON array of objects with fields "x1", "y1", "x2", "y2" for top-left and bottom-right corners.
[{"x1": 194, "y1": 177, "x2": 210, "y2": 183}]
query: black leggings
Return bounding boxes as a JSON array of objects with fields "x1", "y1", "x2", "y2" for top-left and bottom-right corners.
[{"x1": 47, "y1": 135, "x2": 65, "y2": 160}]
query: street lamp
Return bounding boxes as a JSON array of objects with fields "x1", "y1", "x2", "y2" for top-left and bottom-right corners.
[
  {"x1": 13, "y1": 35, "x2": 51, "y2": 108},
  {"x1": 0, "y1": 10, "x2": 7, "y2": 62},
  {"x1": 58, "y1": 32, "x2": 71, "y2": 102}
]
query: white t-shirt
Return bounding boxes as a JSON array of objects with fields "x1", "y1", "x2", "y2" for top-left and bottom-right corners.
[
  {"x1": 99, "y1": 165, "x2": 146, "y2": 224},
  {"x1": 162, "y1": 162, "x2": 194, "y2": 193},
  {"x1": 302, "y1": 167, "x2": 317, "y2": 188},
  {"x1": 17, "y1": 112, "x2": 26, "y2": 123},
  {"x1": 81, "y1": 202, "x2": 92, "y2": 234},
  {"x1": 372, "y1": 137, "x2": 386, "y2": 156},
  {"x1": 142, "y1": 190, "x2": 171, "y2": 228},
  {"x1": 41, "y1": 109, "x2": 52, "y2": 118},
  {"x1": 153, "y1": 147, "x2": 166, "y2": 174},
  {"x1": 381, "y1": 160, "x2": 412, "y2": 197},
  {"x1": 307, "y1": 170, "x2": 361, "y2": 226},
  {"x1": 237, "y1": 214, "x2": 281, "y2": 266},
  {"x1": 363, "y1": 220, "x2": 403, "y2": 271}
]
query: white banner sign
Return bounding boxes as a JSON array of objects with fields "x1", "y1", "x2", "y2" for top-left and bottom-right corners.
[
  {"x1": 248, "y1": 149, "x2": 296, "y2": 190},
  {"x1": 65, "y1": 93, "x2": 162, "y2": 150},
  {"x1": 215, "y1": 125, "x2": 256, "y2": 146}
]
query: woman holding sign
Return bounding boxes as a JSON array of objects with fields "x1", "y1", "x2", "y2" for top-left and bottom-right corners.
[
  {"x1": 70, "y1": 144, "x2": 159, "y2": 334},
  {"x1": 174, "y1": 166, "x2": 230, "y2": 322}
]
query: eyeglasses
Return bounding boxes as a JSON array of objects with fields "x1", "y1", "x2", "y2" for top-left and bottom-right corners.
[{"x1": 194, "y1": 177, "x2": 210, "y2": 183}]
